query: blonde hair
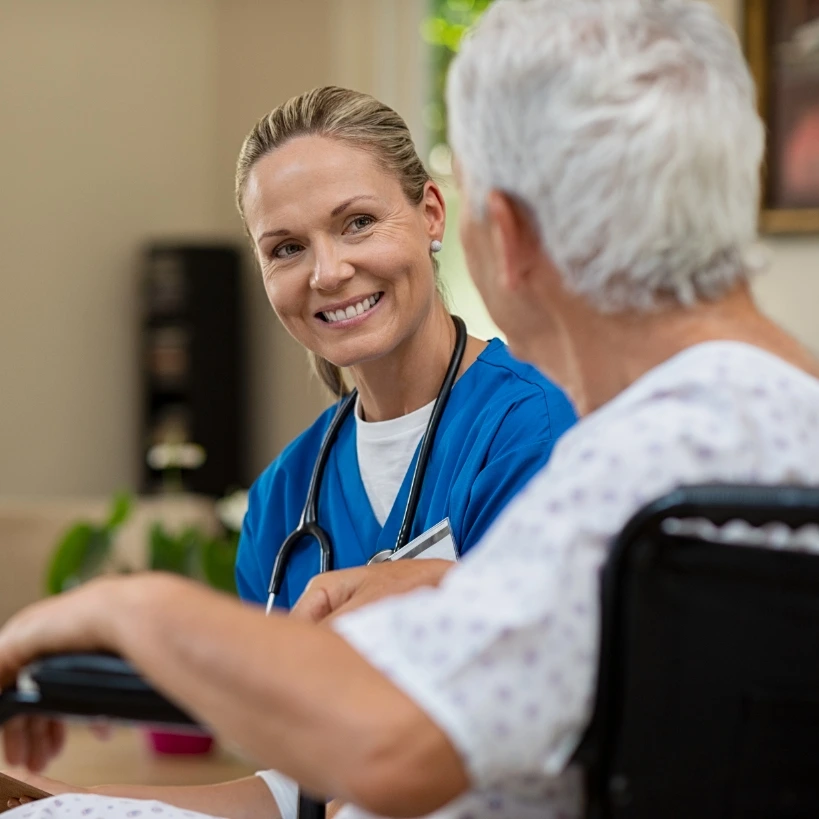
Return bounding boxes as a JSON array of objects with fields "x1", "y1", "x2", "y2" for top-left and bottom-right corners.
[{"x1": 236, "y1": 86, "x2": 434, "y2": 398}]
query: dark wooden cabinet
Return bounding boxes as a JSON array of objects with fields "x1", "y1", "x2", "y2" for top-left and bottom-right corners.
[{"x1": 140, "y1": 244, "x2": 246, "y2": 496}]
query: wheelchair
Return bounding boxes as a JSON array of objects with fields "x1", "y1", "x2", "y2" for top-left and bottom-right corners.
[{"x1": 4, "y1": 485, "x2": 819, "y2": 819}]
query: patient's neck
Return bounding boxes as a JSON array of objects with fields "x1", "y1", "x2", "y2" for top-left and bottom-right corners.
[{"x1": 540, "y1": 285, "x2": 819, "y2": 417}]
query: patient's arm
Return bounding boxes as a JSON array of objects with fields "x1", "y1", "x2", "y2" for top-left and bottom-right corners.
[
  {"x1": 5, "y1": 770, "x2": 282, "y2": 819},
  {"x1": 290, "y1": 559, "x2": 453, "y2": 624},
  {"x1": 0, "y1": 574, "x2": 468, "y2": 818}
]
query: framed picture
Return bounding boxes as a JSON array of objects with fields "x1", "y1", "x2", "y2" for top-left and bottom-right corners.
[{"x1": 744, "y1": 0, "x2": 819, "y2": 233}]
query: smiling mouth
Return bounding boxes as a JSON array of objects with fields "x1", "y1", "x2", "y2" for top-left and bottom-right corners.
[{"x1": 318, "y1": 292, "x2": 383, "y2": 323}]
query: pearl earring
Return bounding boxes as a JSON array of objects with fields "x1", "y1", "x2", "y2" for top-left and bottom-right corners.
[{"x1": 430, "y1": 239, "x2": 443, "y2": 253}]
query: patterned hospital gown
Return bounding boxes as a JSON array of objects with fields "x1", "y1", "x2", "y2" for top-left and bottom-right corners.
[{"x1": 10, "y1": 342, "x2": 819, "y2": 819}]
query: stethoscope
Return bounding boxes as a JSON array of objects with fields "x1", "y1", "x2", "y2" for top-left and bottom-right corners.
[{"x1": 265, "y1": 314, "x2": 467, "y2": 615}]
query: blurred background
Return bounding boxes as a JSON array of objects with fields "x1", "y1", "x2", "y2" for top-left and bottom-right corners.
[
  {"x1": 0, "y1": 0, "x2": 817, "y2": 784},
  {"x1": 1, "y1": 0, "x2": 817, "y2": 501}
]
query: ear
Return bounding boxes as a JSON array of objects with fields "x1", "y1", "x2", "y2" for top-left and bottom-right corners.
[
  {"x1": 485, "y1": 190, "x2": 541, "y2": 293},
  {"x1": 421, "y1": 180, "x2": 447, "y2": 242}
]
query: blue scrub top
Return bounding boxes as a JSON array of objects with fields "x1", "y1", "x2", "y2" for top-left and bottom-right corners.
[{"x1": 236, "y1": 338, "x2": 577, "y2": 609}]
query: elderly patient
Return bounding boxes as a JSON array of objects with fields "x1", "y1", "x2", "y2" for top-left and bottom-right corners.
[{"x1": 3, "y1": 1, "x2": 819, "y2": 818}]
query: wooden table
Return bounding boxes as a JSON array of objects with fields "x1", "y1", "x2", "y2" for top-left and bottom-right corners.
[{"x1": 21, "y1": 724, "x2": 256, "y2": 788}]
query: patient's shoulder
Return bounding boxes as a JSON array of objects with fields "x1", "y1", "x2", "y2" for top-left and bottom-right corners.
[{"x1": 549, "y1": 340, "x2": 819, "y2": 492}]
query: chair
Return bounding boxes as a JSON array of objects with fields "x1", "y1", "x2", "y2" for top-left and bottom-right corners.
[
  {"x1": 580, "y1": 484, "x2": 819, "y2": 819},
  {"x1": 0, "y1": 655, "x2": 328, "y2": 818}
]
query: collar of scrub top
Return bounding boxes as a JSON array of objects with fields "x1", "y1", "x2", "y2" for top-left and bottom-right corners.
[{"x1": 265, "y1": 315, "x2": 468, "y2": 615}]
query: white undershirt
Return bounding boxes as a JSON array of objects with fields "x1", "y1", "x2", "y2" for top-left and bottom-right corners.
[{"x1": 354, "y1": 395, "x2": 435, "y2": 525}]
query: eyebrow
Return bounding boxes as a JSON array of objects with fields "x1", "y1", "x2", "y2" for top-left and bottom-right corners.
[
  {"x1": 256, "y1": 195, "x2": 379, "y2": 244},
  {"x1": 330, "y1": 194, "x2": 378, "y2": 217}
]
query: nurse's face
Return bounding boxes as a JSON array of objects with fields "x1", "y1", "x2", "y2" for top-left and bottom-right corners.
[{"x1": 242, "y1": 136, "x2": 445, "y2": 368}]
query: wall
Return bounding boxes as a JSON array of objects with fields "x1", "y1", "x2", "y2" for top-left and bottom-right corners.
[
  {"x1": 708, "y1": 0, "x2": 819, "y2": 355},
  {"x1": 3, "y1": 0, "x2": 814, "y2": 497},
  {"x1": 0, "y1": 0, "x2": 223, "y2": 495},
  {"x1": 0, "y1": 0, "x2": 382, "y2": 494}
]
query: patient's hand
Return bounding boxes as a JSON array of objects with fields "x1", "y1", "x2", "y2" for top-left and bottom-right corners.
[{"x1": 290, "y1": 559, "x2": 453, "y2": 624}]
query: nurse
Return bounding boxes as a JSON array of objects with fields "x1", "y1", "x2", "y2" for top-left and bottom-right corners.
[
  {"x1": 0, "y1": 86, "x2": 575, "y2": 819},
  {"x1": 234, "y1": 85, "x2": 576, "y2": 610}
]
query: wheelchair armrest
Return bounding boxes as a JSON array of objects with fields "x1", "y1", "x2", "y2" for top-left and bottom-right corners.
[{"x1": 0, "y1": 653, "x2": 198, "y2": 728}]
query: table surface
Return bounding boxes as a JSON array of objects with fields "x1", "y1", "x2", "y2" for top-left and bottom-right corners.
[{"x1": 15, "y1": 724, "x2": 257, "y2": 789}]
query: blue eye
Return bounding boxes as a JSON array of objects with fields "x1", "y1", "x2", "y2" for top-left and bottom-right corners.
[
  {"x1": 274, "y1": 242, "x2": 302, "y2": 259},
  {"x1": 348, "y1": 215, "x2": 375, "y2": 233}
]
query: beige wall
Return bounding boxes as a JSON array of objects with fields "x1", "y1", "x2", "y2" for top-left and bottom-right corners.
[
  {"x1": 0, "y1": 0, "x2": 221, "y2": 495},
  {"x1": 0, "y1": 0, "x2": 372, "y2": 494},
  {"x1": 2, "y1": 0, "x2": 817, "y2": 496},
  {"x1": 0, "y1": 0, "x2": 425, "y2": 494}
]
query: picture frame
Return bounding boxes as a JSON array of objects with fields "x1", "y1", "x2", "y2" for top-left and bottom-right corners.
[{"x1": 743, "y1": 0, "x2": 819, "y2": 233}]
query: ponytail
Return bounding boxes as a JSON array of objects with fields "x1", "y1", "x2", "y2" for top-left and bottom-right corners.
[{"x1": 309, "y1": 351, "x2": 350, "y2": 399}]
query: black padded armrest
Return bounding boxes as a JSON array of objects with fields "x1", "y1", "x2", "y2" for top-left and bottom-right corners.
[{"x1": 0, "y1": 653, "x2": 197, "y2": 728}]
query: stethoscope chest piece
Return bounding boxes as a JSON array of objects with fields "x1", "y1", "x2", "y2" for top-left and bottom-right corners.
[{"x1": 367, "y1": 549, "x2": 394, "y2": 565}]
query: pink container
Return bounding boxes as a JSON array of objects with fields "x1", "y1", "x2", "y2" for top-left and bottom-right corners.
[{"x1": 147, "y1": 729, "x2": 214, "y2": 756}]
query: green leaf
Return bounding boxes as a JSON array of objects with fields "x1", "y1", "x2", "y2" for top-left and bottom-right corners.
[
  {"x1": 200, "y1": 533, "x2": 239, "y2": 595},
  {"x1": 106, "y1": 491, "x2": 133, "y2": 531},
  {"x1": 46, "y1": 523, "x2": 112, "y2": 595},
  {"x1": 148, "y1": 523, "x2": 201, "y2": 577}
]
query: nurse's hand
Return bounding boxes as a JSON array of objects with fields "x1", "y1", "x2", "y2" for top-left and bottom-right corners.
[
  {"x1": 290, "y1": 558, "x2": 453, "y2": 624},
  {"x1": 2, "y1": 716, "x2": 66, "y2": 772},
  {"x1": 3, "y1": 717, "x2": 111, "y2": 776}
]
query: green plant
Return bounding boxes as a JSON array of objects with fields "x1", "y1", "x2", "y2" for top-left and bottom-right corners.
[
  {"x1": 46, "y1": 492, "x2": 133, "y2": 594},
  {"x1": 422, "y1": 0, "x2": 495, "y2": 150},
  {"x1": 147, "y1": 522, "x2": 238, "y2": 594},
  {"x1": 47, "y1": 492, "x2": 240, "y2": 597}
]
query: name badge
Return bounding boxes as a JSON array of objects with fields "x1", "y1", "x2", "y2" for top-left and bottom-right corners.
[{"x1": 389, "y1": 518, "x2": 458, "y2": 563}]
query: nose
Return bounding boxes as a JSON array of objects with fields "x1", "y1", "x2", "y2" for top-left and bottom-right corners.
[{"x1": 310, "y1": 238, "x2": 354, "y2": 292}]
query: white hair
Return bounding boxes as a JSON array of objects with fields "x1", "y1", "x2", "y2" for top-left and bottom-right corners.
[{"x1": 446, "y1": 0, "x2": 765, "y2": 311}]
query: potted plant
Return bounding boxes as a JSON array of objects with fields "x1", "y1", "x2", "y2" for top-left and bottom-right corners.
[
  {"x1": 46, "y1": 490, "x2": 247, "y2": 755},
  {"x1": 46, "y1": 493, "x2": 133, "y2": 594},
  {"x1": 142, "y1": 511, "x2": 241, "y2": 755}
]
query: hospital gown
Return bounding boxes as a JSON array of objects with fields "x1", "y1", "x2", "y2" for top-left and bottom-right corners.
[{"x1": 10, "y1": 341, "x2": 819, "y2": 819}]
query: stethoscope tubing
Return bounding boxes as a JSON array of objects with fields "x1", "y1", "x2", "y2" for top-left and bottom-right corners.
[
  {"x1": 266, "y1": 315, "x2": 466, "y2": 600},
  {"x1": 265, "y1": 392, "x2": 357, "y2": 612},
  {"x1": 267, "y1": 315, "x2": 467, "y2": 819},
  {"x1": 370, "y1": 315, "x2": 467, "y2": 561}
]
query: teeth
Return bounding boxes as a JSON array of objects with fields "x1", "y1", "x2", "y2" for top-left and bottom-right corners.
[{"x1": 322, "y1": 293, "x2": 381, "y2": 323}]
